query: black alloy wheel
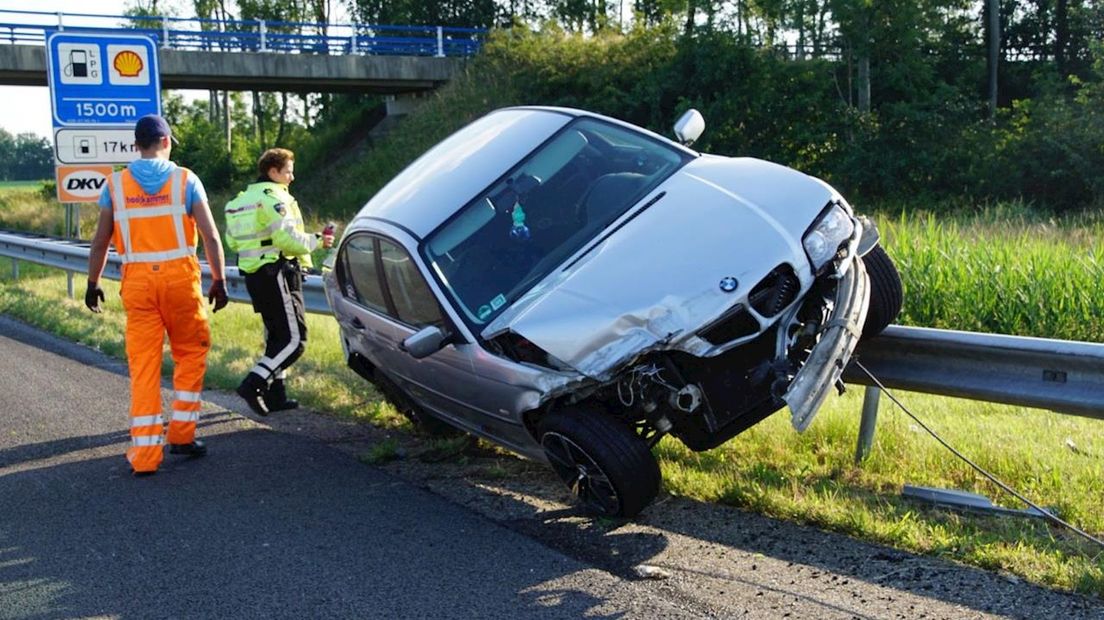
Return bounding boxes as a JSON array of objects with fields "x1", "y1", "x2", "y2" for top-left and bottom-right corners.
[{"x1": 539, "y1": 408, "x2": 661, "y2": 518}]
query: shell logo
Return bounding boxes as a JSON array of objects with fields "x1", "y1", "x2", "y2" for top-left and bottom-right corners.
[{"x1": 113, "y1": 50, "x2": 143, "y2": 78}]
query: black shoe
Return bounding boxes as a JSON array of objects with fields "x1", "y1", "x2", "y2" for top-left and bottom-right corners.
[
  {"x1": 263, "y1": 378, "x2": 299, "y2": 412},
  {"x1": 132, "y1": 469, "x2": 157, "y2": 477},
  {"x1": 236, "y1": 375, "x2": 270, "y2": 416},
  {"x1": 169, "y1": 440, "x2": 207, "y2": 458}
]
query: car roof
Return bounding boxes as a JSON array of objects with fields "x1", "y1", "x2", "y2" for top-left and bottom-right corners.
[{"x1": 350, "y1": 107, "x2": 581, "y2": 239}]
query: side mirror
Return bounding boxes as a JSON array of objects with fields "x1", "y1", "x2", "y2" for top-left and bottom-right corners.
[
  {"x1": 401, "y1": 325, "x2": 448, "y2": 359},
  {"x1": 673, "y1": 109, "x2": 705, "y2": 146}
]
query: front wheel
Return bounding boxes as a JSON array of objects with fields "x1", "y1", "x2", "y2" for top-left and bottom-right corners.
[
  {"x1": 539, "y1": 407, "x2": 660, "y2": 518},
  {"x1": 861, "y1": 244, "x2": 903, "y2": 337}
]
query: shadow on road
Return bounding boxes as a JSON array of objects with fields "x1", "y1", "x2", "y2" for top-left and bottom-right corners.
[{"x1": 0, "y1": 423, "x2": 651, "y2": 619}]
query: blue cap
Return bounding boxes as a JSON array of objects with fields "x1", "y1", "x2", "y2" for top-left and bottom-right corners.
[{"x1": 134, "y1": 114, "x2": 173, "y2": 147}]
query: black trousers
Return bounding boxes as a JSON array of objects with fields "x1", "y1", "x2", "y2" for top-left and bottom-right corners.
[{"x1": 244, "y1": 259, "x2": 307, "y2": 383}]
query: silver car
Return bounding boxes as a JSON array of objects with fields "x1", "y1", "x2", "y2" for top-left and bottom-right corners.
[{"x1": 324, "y1": 106, "x2": 902, "y2": 517}]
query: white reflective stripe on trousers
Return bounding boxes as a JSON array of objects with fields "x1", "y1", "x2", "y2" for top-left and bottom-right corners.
[
  {"x1": 130, "y1": 414, "x2": 164, "y2": 428},
  {"x1": 175, "y1": 390, "x2": 202, "y2": 403},
  {"x1": 131, "y1": 435, "x2": 164, "y2": 447},
  {"x1": 171, "y1": 410, "x2": 200, "y2": 424}
]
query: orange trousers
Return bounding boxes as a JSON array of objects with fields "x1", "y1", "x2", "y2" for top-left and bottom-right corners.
[{"x1": 120, "y1": 257, "x2": 210, "y2": 473}]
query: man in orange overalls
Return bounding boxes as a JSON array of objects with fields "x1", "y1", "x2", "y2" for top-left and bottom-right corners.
[{"x1": 86, "y1": 114, "x2": 228, "y2": 476}]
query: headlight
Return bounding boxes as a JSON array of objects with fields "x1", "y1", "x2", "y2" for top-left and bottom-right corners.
[{"x1": 802, "y1": 204, "x2": 855, "y2": 270}]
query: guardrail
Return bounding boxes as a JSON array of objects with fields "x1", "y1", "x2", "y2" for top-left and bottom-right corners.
[
  {"x1": 0, "y1": 230, "x2": 328, "y2": 316},
  {"x1": 3, "y1": 228, "x2": 1103, "y2": 461},
  {"x1": 0, "y1": 9, "x2": 485, "y2": 57}
]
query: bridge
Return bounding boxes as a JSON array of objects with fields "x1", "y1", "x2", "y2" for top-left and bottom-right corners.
[{"x1": 0, "y1": 9, "x2": 485, "y2": 93}]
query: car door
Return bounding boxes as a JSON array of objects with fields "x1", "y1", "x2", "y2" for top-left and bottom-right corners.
[{"x1": 335, "y1": 232, "x2": 535, "y2": 446}]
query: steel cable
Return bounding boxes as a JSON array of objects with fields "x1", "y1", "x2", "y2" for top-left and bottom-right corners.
[{"x1": 854, "y1": 360, "x2": 1104, "y2": 553}]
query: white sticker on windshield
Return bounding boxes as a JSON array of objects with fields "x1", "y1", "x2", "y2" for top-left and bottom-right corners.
[
  {"x1": 477, "y1": 305, "x2": 493, "y2": 320},
  {"x1": 489, "y1": 294, "x2": 507, "y2": 310}
]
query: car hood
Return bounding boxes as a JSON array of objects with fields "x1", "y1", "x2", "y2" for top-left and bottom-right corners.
[{"x1": 482, "y1": 156, "x2": 837, "y2": 379}]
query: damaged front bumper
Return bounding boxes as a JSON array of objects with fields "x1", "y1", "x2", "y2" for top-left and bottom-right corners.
[{"x1": 784, "y1": 254, "x2": 870, "y2": 432}]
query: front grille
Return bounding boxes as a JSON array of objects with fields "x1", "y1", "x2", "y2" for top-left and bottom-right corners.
[
  {"x1": 748, "y1": 265, "x2": 800, "y2": 317},
  {"x1": 699, "y1": 304, "x2": 760, "y2": 345}
]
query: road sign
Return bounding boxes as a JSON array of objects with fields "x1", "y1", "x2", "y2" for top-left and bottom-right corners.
[
  {"x1": 54, "y1": 127, "x2": 140, "y2": 164},
  {"x1": 55, "y1": 164, "x2": 114, "y2": 203},
  {"x1": 46, "y1": 32, "x2": 160, "y2": 127}
]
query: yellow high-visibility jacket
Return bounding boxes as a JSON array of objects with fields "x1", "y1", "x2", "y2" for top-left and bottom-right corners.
[{"x1": 224, "y1": 181, "x2": 317, "y2": 273}]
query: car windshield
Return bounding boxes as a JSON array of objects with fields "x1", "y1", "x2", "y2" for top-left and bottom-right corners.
[{"x1": 422, "y1": 117, "x2": 691, "y2": 328}]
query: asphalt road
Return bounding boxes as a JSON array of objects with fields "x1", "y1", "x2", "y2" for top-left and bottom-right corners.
[
  {"x1": 2, "y1": 314, "x2": 1103, "y2": 620},
  {"x1": 0, "y1": 315, "x2": 695, "y2": 619}
]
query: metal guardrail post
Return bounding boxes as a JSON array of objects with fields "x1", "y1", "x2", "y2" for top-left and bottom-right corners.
[
  {"x1": 161, "y1": 17, "x2": 169, "y2": 48},
  {"x1": 10, "y1": 258, "x2": 16, "y2": 281},
  {"x1": 259, "y1": 20, "x2": 266, "y2": 51},
  {"x1": 436, "y1": 26, "x2": 444, "y2": 57},
  {"x1": 56, "y1": 11, "x2": 63, "y2": 31},
  {"x1": 350, "y1": 25, "x2": 358, "y2": 54},
  {"x1": 855, "y1": 386, "x2": 881, "y2": 463}
]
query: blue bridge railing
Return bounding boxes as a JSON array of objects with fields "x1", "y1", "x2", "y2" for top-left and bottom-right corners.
[{"x1": 0, "y1": 9, "x2": 485, "y2": 57}]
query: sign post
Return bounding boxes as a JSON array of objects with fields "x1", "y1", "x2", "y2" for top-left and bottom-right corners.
[{"x1": 46, "y1": 32, "x2": 161, "y2": 295}]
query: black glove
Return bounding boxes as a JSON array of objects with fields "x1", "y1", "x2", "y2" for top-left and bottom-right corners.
[
  {"x1": 85, "y1": 280, "x2": 105, "y2": 313},
  {"x1": 207, "y1": 279, "x2": 228, "y2": 313}
]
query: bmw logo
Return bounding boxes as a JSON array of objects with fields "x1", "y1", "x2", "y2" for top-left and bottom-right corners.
[{"x1": 719, "y1": 277, "x2": 738, "y2": 293}]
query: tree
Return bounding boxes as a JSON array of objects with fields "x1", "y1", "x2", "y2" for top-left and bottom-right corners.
[{"x1": 0, "y1": 131, "x2": 52, "y2": 181}]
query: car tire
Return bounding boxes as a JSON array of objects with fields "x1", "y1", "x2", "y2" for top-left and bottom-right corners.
[
  {"x1": 375, "y1": 372, "x2": 462, "y2": 437},
  {"x1": 538, "y1": 407, "x2": 661, "y2": 518},
  {"x1": 861, "y1": 244, "x2": 903, "y2": 337}
]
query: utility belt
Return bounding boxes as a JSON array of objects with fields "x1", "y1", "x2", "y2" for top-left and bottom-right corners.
[{"x1": 254, "y1": 239, "x2": 310, "y2": 274}]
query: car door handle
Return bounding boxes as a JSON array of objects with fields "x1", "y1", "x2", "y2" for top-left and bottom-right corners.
[{"x1": 351, "y1": 317, "x2": 365, "y2": 330}]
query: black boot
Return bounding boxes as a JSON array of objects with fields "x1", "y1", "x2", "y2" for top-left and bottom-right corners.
[
  {"x1": 169, "y1": 439, "x2": 208, "y2": 457},
  {"x1": 236, "y1": 373, "x2": 270, "y2": 416},
  {"x1": 263, "y1": 378, "x2": 299, "y2": 412}
]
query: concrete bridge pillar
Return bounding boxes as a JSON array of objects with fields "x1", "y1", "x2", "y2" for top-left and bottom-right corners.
[{"x1": 384, "y1": 93, "x2": 424, "y2": 117}]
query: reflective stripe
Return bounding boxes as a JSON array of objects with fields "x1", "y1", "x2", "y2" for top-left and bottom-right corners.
[
  {"x1": 113, "y1": 204, "x2": 186, "y2": 221},
  {"x1": 232, "y1": 219, "x2": 283, "y2": 241},
  {"x1": 278, "y1": 218, "x2": 318, "y2": 250},
  {"x1": 121, "y1": 247, "x2": 196, "y2": 264},
  {"x1": 112, "y1": 172, "x2": 130, "y2": 256},
  {"x1": 132, "y1": 435, "x2": 164, "y2": 447},
  {"x1": 131, "y1": 414, "x2": 163, "y2": 427},
  {"x1": 170, "y1": 169, "x2": 187, "y2": 252},
  {"x1": 175, "y1": 390, "x2": 202, "y2": 403},
  {"x1": 171, "y1": 409, "x2": 200, "y2": 423}
]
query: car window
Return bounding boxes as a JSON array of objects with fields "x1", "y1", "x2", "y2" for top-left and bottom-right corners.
[
  {"x1": 379, "y1": 239, "x2": 443, "y2": 328},
  {"x1": 422, "y1": 117, "x2": 691, "y2": 328},
  {"x1": 338, "y1": 234, "x2": 388, "y2": 314}
]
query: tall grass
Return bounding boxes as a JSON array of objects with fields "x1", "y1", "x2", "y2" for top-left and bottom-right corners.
[{"x1": 880, "y1": 206, "x2": 1104, "y2": 341}]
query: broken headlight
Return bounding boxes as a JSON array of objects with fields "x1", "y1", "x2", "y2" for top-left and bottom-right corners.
[{"x1": 802, "y1": 204, "x2": 854, "y2": 271}]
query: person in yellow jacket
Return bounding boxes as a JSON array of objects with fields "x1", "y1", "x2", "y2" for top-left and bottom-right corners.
[
  {"x1": 224, "y1": 148, "x2": 333, "y2": 415},
  {"x1": 86, "y1": 114, "x2": 228, "y2": 476}
]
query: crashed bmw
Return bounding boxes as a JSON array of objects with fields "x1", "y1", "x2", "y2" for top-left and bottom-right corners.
[{"x1": 324, "y1": 106, "x2": 902, "y2": 517}]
